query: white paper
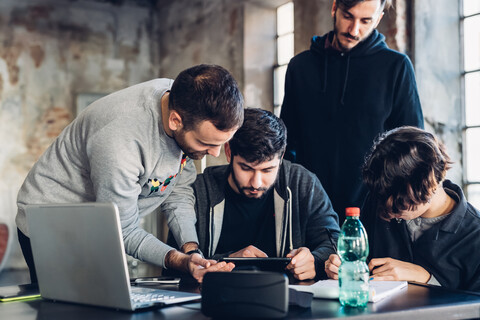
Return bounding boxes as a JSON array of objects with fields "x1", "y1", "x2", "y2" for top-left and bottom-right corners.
[{"x1": 289, "y1": 280, "x2": 407, "y2": 303}]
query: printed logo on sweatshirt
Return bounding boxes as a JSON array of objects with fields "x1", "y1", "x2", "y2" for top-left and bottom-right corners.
[
  {"x1": 147, "y1": 178, "x2": 161, "y2": 195},
  {"x1": 179, "y1": 153, "x2": 187, "y2": 172},
  {"x1": 146, "y1": 154, "x2": 188, "y2": 196}
]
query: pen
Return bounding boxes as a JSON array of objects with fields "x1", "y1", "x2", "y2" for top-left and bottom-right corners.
[{"x1": 326, "y1": 228, "x2": 341, "y2": 261}]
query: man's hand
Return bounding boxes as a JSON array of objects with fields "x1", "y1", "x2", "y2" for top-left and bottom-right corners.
[
  {"x1": 165, "y1": 249, "x2": 208, "y2": 273},
  {"x1": 286, "y1": 247, "x2": 315, "y2": 280},
  {"x1": 229, "y1": 245, "x2": 268, "y2": 258},
  {"x1": 324, "y1": 254, "x2": 341, "y2": 280},
  {"x1": 189, "y1": 257, "x2": 235, "y2": 283},
  {"x1": 369, "y1": 258, "x2": 431, "y2": 283},
  {"x1": 165, "y1": 250, "x2": 234, "y2": 283}
]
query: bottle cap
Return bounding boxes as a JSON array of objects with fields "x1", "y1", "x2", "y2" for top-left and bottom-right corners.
[{"x1": 345, "y1": 207, "x2": 360, "y2": 217}]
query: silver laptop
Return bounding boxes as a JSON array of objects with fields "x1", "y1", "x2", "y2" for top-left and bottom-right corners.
[{"x1": 25, "y1": 202, "x2": 200, "y2": 311}]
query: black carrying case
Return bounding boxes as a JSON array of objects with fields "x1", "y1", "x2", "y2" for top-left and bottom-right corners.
[{"x1": 201, "y1": 271, "x2": 289, "y2": 318}]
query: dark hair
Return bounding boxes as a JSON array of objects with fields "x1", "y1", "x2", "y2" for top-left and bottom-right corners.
[
  {"x1": 362, "y1": 126, "x2": 452, "y2": 220},
  {"x1": 169, "y1": 64, "x2": 244, "y2": 131},
  {"x1": 228, "y1": 108, "x2": 287, "y2": 164},
  {"x1": 336, "y1": 0, "x2": 391, "y2": 11}
]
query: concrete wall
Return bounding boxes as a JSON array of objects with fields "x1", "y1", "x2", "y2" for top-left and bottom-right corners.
[
  {"x1": 157, "y1": 0, "x2": 244, "y2": 82},
  {"x1": 414, "y1": 0, "x2": 462, "y2": 184},
  {"x1": 0, "y1": 0, "x2": 158, "y2": 268},
  {"x1": 293, "y1": 0, "x2": 333, "y2": 54},
  {"x1": 157, "y1": 0, "x2": 245, "y2": 170}
]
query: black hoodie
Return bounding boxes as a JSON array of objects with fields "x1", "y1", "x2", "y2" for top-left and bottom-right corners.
[{"x1": 280, "y1": 30, "x2": 424, "y2": 224}]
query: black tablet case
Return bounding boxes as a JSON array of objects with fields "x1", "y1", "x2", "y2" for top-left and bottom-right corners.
[{"x1": 201, "y1": 271, "x2": 288, "y2": 318}]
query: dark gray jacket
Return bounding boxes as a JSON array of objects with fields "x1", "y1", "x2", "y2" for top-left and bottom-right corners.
[{"x1": 193, "y1": 160, "x2": 340, "y2": 279}]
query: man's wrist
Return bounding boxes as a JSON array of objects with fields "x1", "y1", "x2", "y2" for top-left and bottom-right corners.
[
  {"x1": 185, "y1": 248, "x2": 204, "y2": 258},
  {"x1": 165, "y1": 249, "x2": 189, "y2": 273},
  {"x1": 181, "y1": 242, "x2": 199, "y2": 253}
]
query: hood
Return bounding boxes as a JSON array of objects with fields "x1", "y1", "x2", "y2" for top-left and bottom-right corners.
[
  {"x1": 200, "y1": 161, "x2": 293, "y2": 205},
  {"x1": 310, "y1": 30, "x2": 387, "y2": 57},
  {"x1": 310, "y1": 30, "x2": 388, "y2": 104}
]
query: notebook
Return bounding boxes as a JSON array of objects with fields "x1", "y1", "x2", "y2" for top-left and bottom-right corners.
[
  {"x1": 290, "y1": 279, "x2": 407, "y2": 303},
  {"x1": 25, "y1": 202, "x2": 201, "y2": 311}
]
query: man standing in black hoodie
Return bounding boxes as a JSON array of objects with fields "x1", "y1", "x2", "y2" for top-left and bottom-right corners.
[{"x1": 280, "y1": 0, "x2": 424, "y2": 225}]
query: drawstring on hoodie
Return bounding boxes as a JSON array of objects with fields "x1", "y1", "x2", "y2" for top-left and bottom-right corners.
[
  {"x1": 313, "y1": 30, "x2": 385, "y2": 106},
  {"x1": 287, "y1": 187, "x2": 293, "y2": 253},
  {"x1": 280, "y1": 187, "x2": 293, "y2": 256},
  {"x1": 340, "y1": 55, "x2": 351, "y2": 105},
  {"x1": 321, "y1": 50, "x2": 351, "y2": 105}
]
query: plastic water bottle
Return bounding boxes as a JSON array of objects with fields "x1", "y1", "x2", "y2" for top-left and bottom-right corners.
[{"x1": 338, "y1": 207, "x2": 369, "y2": 307}]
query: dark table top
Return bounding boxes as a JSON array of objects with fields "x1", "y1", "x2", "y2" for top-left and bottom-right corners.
[{"x1": 1, "y1": 280, "x2": 480, "y2": 320}]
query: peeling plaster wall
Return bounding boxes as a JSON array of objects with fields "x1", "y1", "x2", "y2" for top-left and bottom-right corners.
[
  {"x1": 377, "y1": 0, "x2": 411, "y2": 55},
  {"x1": 157, "y1": 0, "x2": 244, "y2": 82},
  {"x1": 0, "y1": 0, "x2": 158, "y2": 268},
  {"x1": 157, "y1": 0, "x2": 245, "y2": 169},
  {"x1": 293, "y1": 0, "x2": 332, "y2": 54},
  {"x1": 414, "y1": 0, "x2": 462, "y2": 184}
]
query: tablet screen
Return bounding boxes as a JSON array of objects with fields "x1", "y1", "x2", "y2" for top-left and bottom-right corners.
[{"x1": 220, "y1": 257, "x2": 291, "y2": 272}]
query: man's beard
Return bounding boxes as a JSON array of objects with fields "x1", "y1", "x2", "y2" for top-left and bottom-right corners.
[
  {"x1": 333, "y1": 11, "x2": 373, "y2": 52},
  {"x1": 229, "y1": 162, "x2": 273, "y2": 199},
  {"x1": 172, "y1": 129, "x2": 207, "y2": 160}
]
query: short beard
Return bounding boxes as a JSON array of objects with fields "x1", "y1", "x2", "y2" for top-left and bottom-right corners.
[
  {"x1": 172, "y1": 129, "x2": 207, "y2": 160},
  {"x1": 228, "y1": 160, "x2": 272, "y2": 200},
  {"x1": 332, "y1": 9, "x2": 373, "y2": 52}
]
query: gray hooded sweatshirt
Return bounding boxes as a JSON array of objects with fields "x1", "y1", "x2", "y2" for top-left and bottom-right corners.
[{"x1": 16, "y1": 79, "x2": 198, "y2": 268}]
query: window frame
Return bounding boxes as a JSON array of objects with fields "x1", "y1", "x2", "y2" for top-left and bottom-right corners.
[
  {"x1": 461, "y1": 1, "x2": 480, "y2": 203},
  {"x1": 273, "y1": 1, "x2": 294, "y2": 113}
]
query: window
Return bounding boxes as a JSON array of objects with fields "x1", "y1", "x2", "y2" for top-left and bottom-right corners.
[
  {"x1": 273, "y1": 2, "x2": 294, "y2": 115},
  {"x1": 462, "y1": 0, "x2": 480, "y2": 207}
]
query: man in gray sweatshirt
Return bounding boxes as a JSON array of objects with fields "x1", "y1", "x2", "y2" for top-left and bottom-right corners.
[
  {"x1": 16, "y1": 64, "x2": 243, "y2": 283},
  {"x1": 187, "y1": 108, "x2": 340, "y2": 280}
]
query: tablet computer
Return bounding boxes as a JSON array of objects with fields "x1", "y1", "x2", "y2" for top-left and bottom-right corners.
[
  {"x1": 131, "y1": 276, "x2": 181, "y2": 285},
  {"x1": 220, "y1": 257, "x2": 291, "y2": 272}
]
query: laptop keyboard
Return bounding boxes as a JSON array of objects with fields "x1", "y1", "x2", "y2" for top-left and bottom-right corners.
[
  {"x1": 130, "y1": 287, "x2": 199, "y2": 308},
  {"x1": 130, "y1": 287, "x2": 175, "y2": 303},
  {"x1": 131, "y1": 291, "x2": 176, "y2": 304}
]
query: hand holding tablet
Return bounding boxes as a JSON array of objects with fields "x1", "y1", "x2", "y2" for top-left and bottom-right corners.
[{"x1": 220, "y1": 257, "x2": 292, "y2": 272}]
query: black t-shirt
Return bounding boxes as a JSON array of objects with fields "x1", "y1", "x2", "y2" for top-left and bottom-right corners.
[{"x1": 215, "y1": 184, "x2": 276, "y2": 257}]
